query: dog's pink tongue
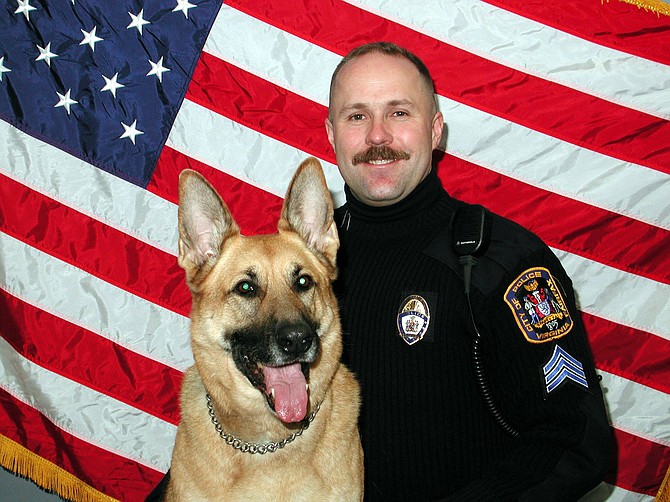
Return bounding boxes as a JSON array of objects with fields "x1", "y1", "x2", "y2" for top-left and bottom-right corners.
[{"x1": 262, "y1": 363, "x2": 308, "y2": 423}]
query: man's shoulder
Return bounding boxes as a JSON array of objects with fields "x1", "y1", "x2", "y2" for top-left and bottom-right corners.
[
  {"x1": 476, "y1": 209, "x2": 553, "y2": 296},
  {"x1": 423, "y1": 203, "x2": 553, "y2": 297},
  {"x1": 487, "y1": 210, "x2": 547, "y2": 261}
]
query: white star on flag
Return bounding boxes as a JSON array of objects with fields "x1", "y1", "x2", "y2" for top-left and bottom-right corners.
[
  {"x1": 120, "y1": 119, "x2": 144, "y2": 144},
  {"x1": 173, "y1": 0, "x2": 196, "y2": 18},
  {"x1": 127, "y1": 9, "x2": 151, "y2": 35},
  {"x1": 147, "y1": 57, "x2": 170, "y2": 83},
  {"x1": 15, "y1": 0, "x2": 37, "y2": 21},
  {"x1": 101, "y1": 73, "x2": 124, "y2": 98},
  {"x1": 80, "y1": 27, "x2": 103, "y2": 52},
  {"x1": 36, "y1": 43, "x2": 58, "y2": 67},
  {"x1": 54, "y1": 89, "x2": 77, "y2": 115},
  {"x1": 0, "y1": 57, "x2": 10, "y2": 81}
]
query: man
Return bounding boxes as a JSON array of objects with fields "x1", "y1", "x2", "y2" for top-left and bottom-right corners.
[{"x1": 325, "y1": 42, "x2": 611, "y2": 501}]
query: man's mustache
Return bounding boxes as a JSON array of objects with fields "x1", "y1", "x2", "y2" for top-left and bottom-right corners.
[{"x1": 352, "y1": 146, "x2": 410, "y2": 165}]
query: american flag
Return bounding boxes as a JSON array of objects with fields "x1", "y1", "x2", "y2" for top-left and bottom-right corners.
[{"x1": 0, "y1": 0, "x2": 669, "y2": 500}]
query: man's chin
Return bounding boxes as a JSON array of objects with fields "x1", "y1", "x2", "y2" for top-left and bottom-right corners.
[{"x1": 354, "y1": 188, "x2": 405, "y2": 207}]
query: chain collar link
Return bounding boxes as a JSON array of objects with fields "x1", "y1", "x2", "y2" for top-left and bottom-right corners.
[{"x1": 206, "y1": 393, "x2": 320, "y2": 454}]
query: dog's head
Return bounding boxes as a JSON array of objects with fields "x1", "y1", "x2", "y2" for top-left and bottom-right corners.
[{"x1": 177, "y1": 158, "x2": 341, "y2": 424}]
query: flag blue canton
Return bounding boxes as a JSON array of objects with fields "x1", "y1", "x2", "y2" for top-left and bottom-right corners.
[{"x1": 0, "y1": 0, "x2": 221, "y2": 187}]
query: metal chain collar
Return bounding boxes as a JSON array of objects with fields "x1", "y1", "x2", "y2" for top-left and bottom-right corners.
[{"x1": 206, "y1": 393, "x2": 320, "y2": 454}]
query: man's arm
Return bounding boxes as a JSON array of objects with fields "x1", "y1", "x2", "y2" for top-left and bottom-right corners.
[{"x1": 449, "y1": 249, "x2": 612, "y2": 501}]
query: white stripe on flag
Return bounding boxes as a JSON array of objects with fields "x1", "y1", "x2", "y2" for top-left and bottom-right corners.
[
  {"x1": 0, "y1": 120, "x2": 179, "y2": 255},
  {"x1": 0, "y1": 335, "x2": 176, "y2": 472},
  {"x1": 345, "y1": 0, "x2": 670, "y2": 119},
  {"x1": 204, "y1": 5, "x2": 336, "y2": 105},
  {"x1": 441, "y1": 95, "x2": 670, "y2": 231},
  {"x1": 168, "y1": 99, "x2": 346, "y2": 206},
  {"x1": 202, "y1": 6, "x2": 670, "y2": 231},
  {"x1": 0, "y1": 232, "x2": 192, "y2": 371},
  {"x1": 581, "y1": 483, "x2": 654, "y2": 502},
  {"x1": 600, "y1": 371, "x2": 670, "y2": 446},
  {"x1": 555, "y1": 250, "x2": 670, "y2": 341}
]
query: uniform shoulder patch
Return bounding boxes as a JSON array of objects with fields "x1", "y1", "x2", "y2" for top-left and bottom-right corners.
[{"x1": 503, "y1": 267, "x2": 573, "y2": 343}]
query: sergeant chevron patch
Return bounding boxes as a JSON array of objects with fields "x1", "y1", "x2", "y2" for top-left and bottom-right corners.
[{"x1": 543, "y1": 345, "x2": 589, "y2": 394}]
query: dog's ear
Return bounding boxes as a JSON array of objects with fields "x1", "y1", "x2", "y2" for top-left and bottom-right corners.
[
  {"x1": 279, "y1": 157, "x2": 339, "y2": 268},
  {"x1": 177, "y1": 169, "x2": 240, "y2": 284}
]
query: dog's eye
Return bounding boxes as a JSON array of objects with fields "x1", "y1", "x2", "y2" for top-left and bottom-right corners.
[
  {"x1": 295, "y1": 275, "x2": 313, "y2": 291},
  {"x1": 235, "y1": 280, "x2": 256, "y2": 296}
]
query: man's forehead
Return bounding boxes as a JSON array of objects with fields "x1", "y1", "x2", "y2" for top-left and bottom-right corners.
[
  {"x1": 337, "y1": 52, "x2": 419, "y2": 84},
  {"x1": 340, "y1": 98, "x2": 417, "y2": 111},
  {"x1": 332, "y1": 63, "x2": 433, "y2": 112}
]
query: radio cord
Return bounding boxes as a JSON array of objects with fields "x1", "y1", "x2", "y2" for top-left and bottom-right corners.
[{"x1": 461, "y1": 255, "x2": 519, "y2": 437}]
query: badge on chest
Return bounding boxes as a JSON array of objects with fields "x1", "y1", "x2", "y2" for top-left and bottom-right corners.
[{"x1": 397, "y1": 294, "x2": 433, "y2": 345}]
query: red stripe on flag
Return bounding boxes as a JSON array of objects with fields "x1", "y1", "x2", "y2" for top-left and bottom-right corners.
[
  {"x1": 584, "y1": 312, "x2": 670, "y2": 396},
  {"x1": 187, "y1": 52, "x2": 332, "y2": 159},
  {"x1": 0, "y1": 389, "x2": 164, "y2": 502},
  {"x1": 0, "y1": 173, "x2": 191, "y2": 316},
  {"x1": 484, "y1": 0, "x2": 670, "y2": 66},
  {"x1": 0, "y1": 289, "x2": 181, "y2": 424},
  {"x1": 150, "y1": 146, "x2": 283, "y2": 236},
  {"x1": 183, "y1": 51, "x2": 334, "y2": 190},
  {"x1": 225, "y1": 0, "x2": 670, "y2": 175},
  {"x1": 608, "y1": 427, "x2": 670, "y2": 496},
  {"x1": 437, "y1": 154, "x2": 670, "y2": 285},
  {"x1": 184, "y1": 56, "x2": 670, "y2": 285}
]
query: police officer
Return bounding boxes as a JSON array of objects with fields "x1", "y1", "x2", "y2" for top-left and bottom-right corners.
[{"x1": 326, "y1": 42, "x2": 611, "y2": 501}]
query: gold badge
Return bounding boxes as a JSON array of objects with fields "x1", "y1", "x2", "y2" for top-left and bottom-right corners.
[{"x1": 397, "y1": 295, "x2": 430, "y2": 345}]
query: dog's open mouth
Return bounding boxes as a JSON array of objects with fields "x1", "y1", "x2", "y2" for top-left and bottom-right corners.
[
  {"x1": 263, "y1": 363, "x2": 310, "y2": 423},
  {"x1": 242, "y1": 356, "x2": 311, "y2": 424}
]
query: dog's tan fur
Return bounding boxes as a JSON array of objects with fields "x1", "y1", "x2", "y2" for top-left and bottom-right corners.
[{"x1": 165, "y1": 158, "x2": 363, "y2": 501}]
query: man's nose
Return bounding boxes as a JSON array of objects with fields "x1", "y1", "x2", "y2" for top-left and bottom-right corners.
[{"x1": 366, "y1": 117, "x2": 392, "y2": 145}]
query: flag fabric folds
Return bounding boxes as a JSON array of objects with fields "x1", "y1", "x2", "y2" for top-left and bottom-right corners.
[{"x1": 1, "y1": 0, "x2": 669, "y2": 500}]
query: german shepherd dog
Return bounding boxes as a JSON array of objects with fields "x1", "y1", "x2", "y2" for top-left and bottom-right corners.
[{"x1": 164, "y1": 158, "x2": 363, "y2": 500}]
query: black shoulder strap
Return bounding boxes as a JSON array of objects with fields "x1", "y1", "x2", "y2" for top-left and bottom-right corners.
[
  {"x1": 423, "y1": 224, "x2": 503, "y2": 297},
  {"x1": 423, "y1": 211, "x2": 544, "y2": 297}
]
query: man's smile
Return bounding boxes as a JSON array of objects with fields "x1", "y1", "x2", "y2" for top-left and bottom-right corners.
[{"x1": 352, "y1": 145, "x2": 410, "y2": 166}]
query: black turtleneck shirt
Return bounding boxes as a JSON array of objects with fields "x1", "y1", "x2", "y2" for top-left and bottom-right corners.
[{"x1": 334, "y1": 169, "x2": 611, "y2": 501}]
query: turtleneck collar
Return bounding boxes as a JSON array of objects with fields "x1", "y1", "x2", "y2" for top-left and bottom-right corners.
[{"x1": 343, "y1": 168, "x2": 443, "y2": 224}]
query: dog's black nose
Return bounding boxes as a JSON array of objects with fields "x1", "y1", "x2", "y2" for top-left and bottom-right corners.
[{"x1": 276, "y1": 323, "x2": 315, "y2": 358}]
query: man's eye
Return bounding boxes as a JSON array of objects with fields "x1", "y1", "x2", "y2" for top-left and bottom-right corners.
[
  {"x1": 350, "y1": 113, "x2": 365, "y2": 121},
  {"x1": 393, "y1": 110, "x2": 408, "y2": 117},
  {"x1": 295, "y1": 275, "x2": 313, "y2": 291},
  {"x1": 235, "y1": 281, "x2": 256, "y2": 296}
]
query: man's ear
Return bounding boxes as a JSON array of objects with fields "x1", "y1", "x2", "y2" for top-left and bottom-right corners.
[
  {"x1": 432, "y1": 111, "x2": 444, "y2": 151},
  {"x1": 325, "y1": 117, "x2": 336, "y2": 153},
  {"x1": 278, "y1": 157, "x2": 339, "y2": 270},
  {"x1": 177, "y1": 169, "x2": 240, "y2": 287}
]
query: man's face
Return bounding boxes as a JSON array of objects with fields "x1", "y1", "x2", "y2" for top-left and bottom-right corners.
[{"x1": 325, "y1": 52, "x2": 443, "y2": 207}]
